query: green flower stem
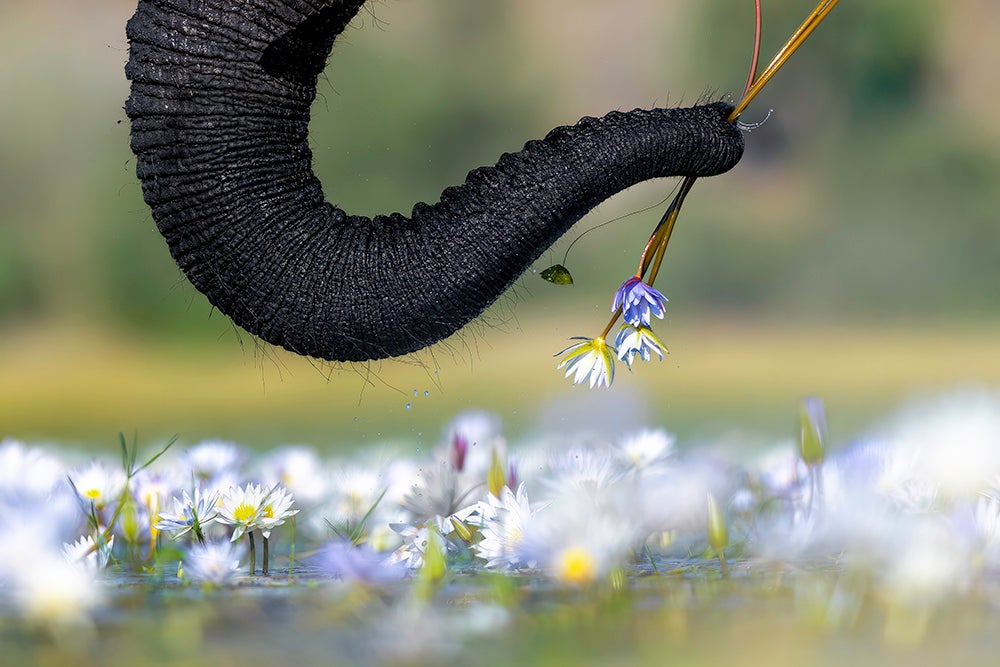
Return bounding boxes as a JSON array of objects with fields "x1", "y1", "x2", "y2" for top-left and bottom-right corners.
[
  {"x1": 248, "y1": 532, "x2": 256, "y2": 576},
  {"x1": 192, "y1": 517, "x2": 206, "y2": 545},
  {"x1": 600, "y1": 307, "x2": 622, "y2": 340},
  {"x1": 288, "y1": 516, "x2": 297, "y2": 574},
  {"x1": 644, "y1": 176, "x2": 697, "y2": 287},
  {"x1": 262, "y1": 535, "x2": 270, "y2": 576}
]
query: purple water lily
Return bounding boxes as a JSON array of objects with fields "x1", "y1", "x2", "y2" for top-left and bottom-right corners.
[{"x1": 612, "y1": 277, "x2": 668, "y2": 328}]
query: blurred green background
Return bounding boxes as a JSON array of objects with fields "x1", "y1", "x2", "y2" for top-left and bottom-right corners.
[{"x1": 0, "y1": 0, "x2": 997, "y2": 451}]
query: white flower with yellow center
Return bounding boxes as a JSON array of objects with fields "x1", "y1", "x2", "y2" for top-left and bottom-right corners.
[
  {"x1": 555, "y1": 337, "x2": 615, "y2": 389},
  {"x1": 216, "y1": 483, "x2": 268, "y2": 541},
  {"x1": 68, "y1": 460, "x2": 126, "y2": 511},
  {"x1": 256, "y1": 485, "x2": 299, "y2": 539},
  {"x1": 519, "y1": 484, "x2": 637, "y2": 586},
  {"x1": 216, "y1": 483, "x2": 298, "y2": 541},
  {"x1": 553, "y1": 545, "x2": 598, "y2": 585}
]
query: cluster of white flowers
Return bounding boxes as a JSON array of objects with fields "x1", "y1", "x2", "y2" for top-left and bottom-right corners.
[{"x1": 3, "y1": 393, "x2": 1000, "y2": 633}]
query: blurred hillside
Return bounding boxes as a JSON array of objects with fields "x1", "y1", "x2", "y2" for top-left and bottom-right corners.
[{"x1": 0, "y1": 0, "x2": 998, "y2": 447}]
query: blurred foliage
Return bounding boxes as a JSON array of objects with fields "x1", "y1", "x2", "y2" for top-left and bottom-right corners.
[
  {"x1": 0, "y1": 0, "x2": 998, "y2": 448},
  {"x1": 0, "y1": 0, "x2": 997, "y2": 336},
  {"x1": 696, "y1": 0, "x2": 941, "y2": 121}
]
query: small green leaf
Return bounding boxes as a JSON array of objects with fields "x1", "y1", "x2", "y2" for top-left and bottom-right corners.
[{"x1": 540, "y1": 264, "x2": 574, "y2": 285}]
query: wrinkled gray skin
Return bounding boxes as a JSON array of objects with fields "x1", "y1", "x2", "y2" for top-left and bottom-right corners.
[{"x1": 125, "y1": 0, "x2": 744, "y2": 362}]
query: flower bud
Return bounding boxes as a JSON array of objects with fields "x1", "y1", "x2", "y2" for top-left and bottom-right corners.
[
  {"x1": 450, "y1": 517, "x2": 473, "y2": 543},
  {"x1": 799, "y1": 396, "x2": 827, "y2": 467},
  {"x1": 451, "y1": 434, "x2": 468, "y2": 472},
  {"x1": 488, "y1": 448, "x2": 507, "y2": 497},
  {"x1": 707, "y1": 493, "x2": 728, "y2": 551}
]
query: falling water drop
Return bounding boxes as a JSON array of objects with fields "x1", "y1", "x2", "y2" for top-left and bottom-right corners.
[{"x1": 405, "y1": 403, "x2": 412, "y2": 410}]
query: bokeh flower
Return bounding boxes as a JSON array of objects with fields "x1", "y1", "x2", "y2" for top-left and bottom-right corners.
[
  {"x1": 314, "y1": 539, "x2": 406, "y2": 582},
  {"x1": 471, "y1": 483, "x2": 538, "y2": 570},
  {"x1": 62, "y1": 534, "x2": 114, "y2": 574},
  {"x1": 184, "y1": 539, "x2": 244, "y2": 584},
  {"x1": 180, "y1": 440, "x2": 246, "y2": 484},
  {"x1": 614, "y1": 429, "x2": 676, "y2": 472},
  {"x1": 69, "y1": 460, "x2": 126, "y2": 512},
  {"x1": 259, "y1": 446, "x2": 328, "y2": 508},
  {"x1": 0, "y1": 440, "x2": 64, "y2": 502},
  {"x1": 13, "y1": 554, "x2": 104, "y2": 627},
  {"x1": 519, "y1": 484, "x2": 638, "y2": 586}
]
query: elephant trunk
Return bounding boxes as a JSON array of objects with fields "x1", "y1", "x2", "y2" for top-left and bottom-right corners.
[{"x1": 125, "y1": 0, "x2": 744, "y2": 362}]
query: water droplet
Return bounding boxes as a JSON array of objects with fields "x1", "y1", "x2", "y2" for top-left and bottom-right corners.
[
  {"x1": 405, "y1": 403, "x2": 412, "y2": 410},
  {"x1": 424, "y1": 390, "x2": 429, "y2": 397},
  {"x1": 413, "y1": 389, "x2": 418, "y2": 396}
]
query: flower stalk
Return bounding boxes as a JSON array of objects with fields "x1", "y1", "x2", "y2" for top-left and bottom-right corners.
[
  {"x1": 554, "y1": 0, "x2": 842, "y2": 389},
  {"x1": 248, "y1": 532, "x2": 256, "y2": 576},
  {"x1": 707, "y1": 493, "x2": 729, "y2": 577}
]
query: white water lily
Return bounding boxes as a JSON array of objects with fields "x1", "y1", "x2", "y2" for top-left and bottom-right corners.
[
  {"x1": 556, "y1": 337, "x2": 615, "y2": 389},
  {"x1": 471, "y1": 483, "x2": 539, "y2": 570},
  {"x1": 614, "y1": 324, "x2": 666, "y2": 367},
  {"x1": 216, "y1": 483, "x2": 269, "y2": 541},
  {"x1": 62, "y1": 534, "x2": 114, "y2": 574},
  {"x1": 155, "y1": 488, "x2": 221, "y2": 540}
]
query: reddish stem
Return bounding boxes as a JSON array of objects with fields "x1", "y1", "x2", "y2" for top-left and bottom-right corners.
[{"x1": 742, "y1": 0, "x2": 763, "y2": 99}]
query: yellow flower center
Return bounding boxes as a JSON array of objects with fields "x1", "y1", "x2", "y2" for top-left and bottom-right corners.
[
  {"x1": 84, "y1": 489, "x2": 101, "y2": 500},
  {"x1": 555, "y1": 546, "x2": 596, "y2": 585},
  {"x1": 233, "y1": 503, "x2": 257, "y2": 524},
  {"x1": 262, "y1": 504, "x2": 274, "y2": 519}
]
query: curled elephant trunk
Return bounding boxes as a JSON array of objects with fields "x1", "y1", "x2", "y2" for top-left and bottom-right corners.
[{"x1": 125, "y1": 0, "x2": 744, "y2": 362}]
